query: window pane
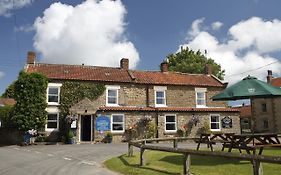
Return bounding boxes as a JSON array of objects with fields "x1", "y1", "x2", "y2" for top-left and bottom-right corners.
[
  {"x1": 49, "y1": 87, "x2": 58, "y2": 95},
  {"x1": 113, "y1": 115, "x2": 123, "y2": 122},
  {"x1": 113, "y1": 124, "x2": 123, "y2": 131},
  {"x1": 156, "y1": 91, "x2": 164, "y2": 98},
  {"x1": 166, "y1": 116, "x2": 175, "y2": 122},
  {"x1": 197, "y1": 92, "x2": 205, "y2": 98},
  {"x1": 211, "y1": 123, "x2": 219, "y2": 129},
  {"x1": 108, "y1": 90, "x2": 117, "y2": 97},
  {"x1": 166, "y1": 124, "x2": 175, "y2": 130},
  {"x1": 48, "y1": 95, "x2": 58, "y2": 102},
  {"x1": 211, "y1": 116, "x2": 219, "y2": 122},
  {"x1": 48, "y1": 114, "x2": 57, "y2": 120},
  {"x1": 108, "y1": 97, "x2": 117, "y2": 104},
  {"x1": 197, "y1": 99, "x2": 205, "y2": 105},
  {"x1": 47, "y1": 122, "x2": 57, "y2": 129},
  {"x1": 156, "y1": 98, "x2": 164, "y2": 105}
]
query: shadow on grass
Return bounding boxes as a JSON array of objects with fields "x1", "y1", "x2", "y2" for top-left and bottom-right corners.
[
  {"x1": 160, "y1": 154, "x2": 248, "y2": 166},
  {"x1": 118, "y1": 154, "x2": 179, "y2": 175}
]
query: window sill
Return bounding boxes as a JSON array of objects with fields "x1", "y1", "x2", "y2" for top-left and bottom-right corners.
[
  {"x1": 164, "y1": 131, "x2": 177, "y2": 135},
  {"x1": 47, "y1": 102, "x2": 60, "y2": 106},
  {"x1": 45, "y1": 129, "x2": 59, "y2": 132},
  {"x1": 106, "y1": 104, "x2": 119, "y2": 107},
  {"x1": 155, "y1": 105, "x2": 167, "y2": 108},
  {"x1": 111, "y1": 131, "x2": 124, "y2": 135}
]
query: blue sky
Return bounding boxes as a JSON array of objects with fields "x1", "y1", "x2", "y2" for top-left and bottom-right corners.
[{"x1": 1, "y1": 0, "x2": 281, "y2": 100}]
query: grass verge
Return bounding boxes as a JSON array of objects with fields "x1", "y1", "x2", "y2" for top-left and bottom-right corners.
[{"x1": 104, "y1": 149, "x2": 281, "y2": 175}]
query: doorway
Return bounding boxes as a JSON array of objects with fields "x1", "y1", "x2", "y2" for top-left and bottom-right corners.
[{"x1": 81, "y1": 115, "x2": 92, "y2": 141}]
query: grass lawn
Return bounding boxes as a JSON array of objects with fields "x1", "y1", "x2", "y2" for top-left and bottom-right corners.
[{"x1": 104, "y1": 148, "x2": 281, "y2": 175}]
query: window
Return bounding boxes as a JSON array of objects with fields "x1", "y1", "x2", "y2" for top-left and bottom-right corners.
[
  {"x1": 165, "y1": 114, "x2": 177, "y2": 132},
  {"x1": 46, "y1": 113, "x2": 59, "y2": 131},
  {"x1": 154, "y1": 86, "x2": 167, "y2": 107},
  {"x1": 106, "y1": 85, "x2": 120, "y2": 106},
  {"x1": 111, "y1": 114, "x2": 124, "y2": 132},
  {"x1": 47, "y1": 83, "x2": 62, "y2": 105},
  {"x1": 263, "y1": 119, "x2": 269, "y2": 129},
  {"x1": 261, "y1": 103, "x2": 267, "y2": 112},
  {"x1": 195, "y1": 88, "x2": 207, "y2": 107},
  {"x1": 210, "y1": 115, "x2": 220, "y2": 131}
]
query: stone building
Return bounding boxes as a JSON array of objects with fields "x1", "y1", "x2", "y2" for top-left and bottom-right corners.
[
  {"x1": 250, "y1": 70, "x2": 281, "y2": 133},
  {"x1": 24, "y1": 51, "x2": 240, "y2": 143}
]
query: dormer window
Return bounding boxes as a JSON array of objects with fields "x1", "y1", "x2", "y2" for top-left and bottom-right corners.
[
  {"x1": 47, "y1": 83, "x2": 62, "y2": 105},
  {"x1": 195, "y1": 88, "x2": 207, "y2": 108},
  {"x1": 154, "y1": 86, "x2": 167, "y2": 107},
  {"x1": 106, "y1": 85, "x2": 120, "y2": 106}
]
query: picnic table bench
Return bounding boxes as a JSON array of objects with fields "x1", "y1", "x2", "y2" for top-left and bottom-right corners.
[{"x1": 196, "y1": 133, "x2": 235, "y2": 151}]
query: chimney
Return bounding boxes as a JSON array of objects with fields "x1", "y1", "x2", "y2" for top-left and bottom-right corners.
[
  {"x1": 120, "y1": 58, "x2": 129, "y2": 70},
  {"x1": 27, "y1": 51, "x2": 36, "y2": 64},
  {"x1": 204, "y1": 64, "x2": 212, "y2": 75},
  {"x1": 267, "y1": 70, "x2": 273, "y2": 83},
  {"x1": 160, "y1": 61, "x2": 169, "y2": 72}
]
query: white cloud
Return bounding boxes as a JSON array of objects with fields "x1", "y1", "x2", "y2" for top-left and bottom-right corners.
[
  {"x1": 14, "y1": 24, "x2": 34, "y2": 32},
  {"x1": 0, "y1": 71, "x2": 5, "y2": 79},
  {"x1": 0, "y1": 0, "x2": 34, "y2": 17},
  {"x1": 187, "y1": 18, "x2": 205, "y2": 39},
  {"x1": 211, "y1": 21, "x2": 223, "y2": 30},
  {"x1": 33, "y1": 0, "x2": 139, "y2": 69},
  {"x1": 181, "y1": 17, "x2": 281, "y2": 84}
]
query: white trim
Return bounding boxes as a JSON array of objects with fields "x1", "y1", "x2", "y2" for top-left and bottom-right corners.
[
  {"x1": 210, "y1": 114, "x2": 220, "y2": 131},
  {"x1": 106, "y1": 85, "x2": 120, "y2": 106},
  {"x1": 111, "y1": 114, "x2": 125, "y2": 133},
  {"x1": 195, "y1": 87, "x2": 207, "y2": 108},
  {"x1": 155, "y1": 87, "x2": 167, "y2": 107},
  {"x1": 164, "y1": 114, "x2": 177, "y2": 133},
  {"x1": 45, "y1": 112, "x2": 59, "y2": 132},
  {"x1": 47, "y1": 83, "x2": 62, "y2": 106}
]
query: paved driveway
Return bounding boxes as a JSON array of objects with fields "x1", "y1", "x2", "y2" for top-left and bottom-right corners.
[{"x1": 0, "y1": 143, "x2": 127, "y2": 175}]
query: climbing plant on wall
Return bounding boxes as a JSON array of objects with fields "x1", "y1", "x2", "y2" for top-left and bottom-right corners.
[
  {"x1": 12, "y1": 71, "x2": 48, "y2": 131},
  {"x1": 59, "y1": 81, "x2": 105, "y2": 119}
]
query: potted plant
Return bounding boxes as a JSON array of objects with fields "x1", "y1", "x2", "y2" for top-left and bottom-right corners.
[
  {"x1": 103, "y1": 131, "x2": 113, "y2": 143},
  {"x1": 67, "y1": 130, "x2": 75, "y2": 144}
]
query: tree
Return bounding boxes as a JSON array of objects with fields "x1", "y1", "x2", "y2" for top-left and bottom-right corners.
[
  {"x1": 11, "y1": 71, "x2": 48, "y2": 131},
  {"x1": 2, "y1": 81, "x2": 15, "y2": 98},
  {"x1": 167, "y1": 47, "x2": 225, "y2": 80}
]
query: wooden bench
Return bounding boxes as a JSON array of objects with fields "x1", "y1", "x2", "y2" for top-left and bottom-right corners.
[{"x1": 250, "y1": 143, "x2": 281, "y2": 155}]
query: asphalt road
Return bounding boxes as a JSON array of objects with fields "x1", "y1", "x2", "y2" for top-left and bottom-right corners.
[{"x1": 0, "y1": 143, "x2": 127, "y2": 175}]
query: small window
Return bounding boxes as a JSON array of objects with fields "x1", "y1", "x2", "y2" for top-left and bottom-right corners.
[
  {"x1": 154, "y1": 86, "x2": 167, "y2": 107},
  {"x1": 106, "y1": 85, "x2": 120, "y2": 106},
  {"x1": 46, "y1": 113, "x2": 59, "y2": 131},
  {"x1": 111, "y1": 114, "x2": 124, "y2": 132},
  {"x1": 263, "y1": 119, "x2": 269, "y2": 129},
  {"x1": 210, "y1": 115, "x2": 220, "y2": 131},
  {"x1": 195, "y1": 88, "x2": 206, "y2": 107},
  {"x1": 165, "y1": 115, "x2": 177, "y2": 132},
  {"x1": 261, "y1": 103, "x2": 267, "y2": 112},
  {"x1": 47, "y1": 83, "x2": 62, "y2": 105}
]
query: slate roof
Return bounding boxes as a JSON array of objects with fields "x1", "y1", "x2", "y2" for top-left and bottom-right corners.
[{"x1": 25, "y1": 63, "x2": 224, "y2": 87}]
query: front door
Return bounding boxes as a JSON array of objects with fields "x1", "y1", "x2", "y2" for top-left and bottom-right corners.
[{"x1": 81, "y1": 115, "x2": 92, "y2": 141}]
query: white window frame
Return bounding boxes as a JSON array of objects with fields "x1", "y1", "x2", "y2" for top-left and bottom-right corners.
[
  {"x1": 47, "y1": 83, "x2": 62, "y2": 106},
  {"x1": 165, "y1": 114, "x2": 177, "y2": 133},
  {"x1": 111, "y1": 114, "x2": 124, "y2": 133},
  {"x1": 46, "y1": 112, "x2": 59, "y2": 131},
  {"x1": 106, "y1": 85, "x2": 120, "y2": 106},
  {"x1": 154, "y1": 86, "x2": 167, "y2": 107},
  {"x1": 195, "y1": 88, "x2": 207, "y2": 108},
  {"x1": 210, "y1": 114, "x2": 220, "y2": 131}
]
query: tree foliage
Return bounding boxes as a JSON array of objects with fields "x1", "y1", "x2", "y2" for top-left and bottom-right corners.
[
  {"x1": 0, "y1": 106, "x2": 14, "y2": 128},
  {"x1": 12, "y1": 71, "x2": 48, "y2": 131},
  {"x1": 2, "y1": 81, "x2": 15, "y2": 98},
  {"x1": 167, "y1": 47, "x2": 225, "y2": 80}
]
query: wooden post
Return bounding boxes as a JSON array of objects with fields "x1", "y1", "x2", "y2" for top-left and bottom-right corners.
[
  {"x1": 173, "y1": 138, "x2": 178, "y2": 148},
  {"x1": 128, "y1": 143, "x2": 133, "y2": 157},
  {"x1": 183, "y1": 153, "x2": 191, "y2": 175},
  {"x1": 252, "y1": 160, "x2": 263, "y2": 175},
  {"x1": 140, "y1": 147, "x2": 145, "y2": 166}
]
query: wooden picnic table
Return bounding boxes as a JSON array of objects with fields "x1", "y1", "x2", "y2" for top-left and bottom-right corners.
[
  {"x1": 227, "y1": 133, "x2": 281, "y2": 155},
  {"x1": 196, "y1": 133, "x2": 235, "y2": 151}
]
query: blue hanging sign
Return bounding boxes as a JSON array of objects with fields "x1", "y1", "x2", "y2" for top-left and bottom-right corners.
[{"x1": 96, "y1": 116, "x2": 110, "y2": 131}]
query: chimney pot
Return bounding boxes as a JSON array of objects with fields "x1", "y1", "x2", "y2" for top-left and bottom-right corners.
[
  {"x1": 204, "y1": 64, "x2": 212, "y2": 75},
  {"x1": 120, "y1": 58, "x2": 129, "y2": 70},
  {"x1": 267, "y1": 70, "x2": 273, "y2": 83},
  {"x1": 160, "y1": 61, "x2": 169, "y2": 72},
  {"x1": 27, "y1": 51, "x2": 36, "y2": 64}
]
